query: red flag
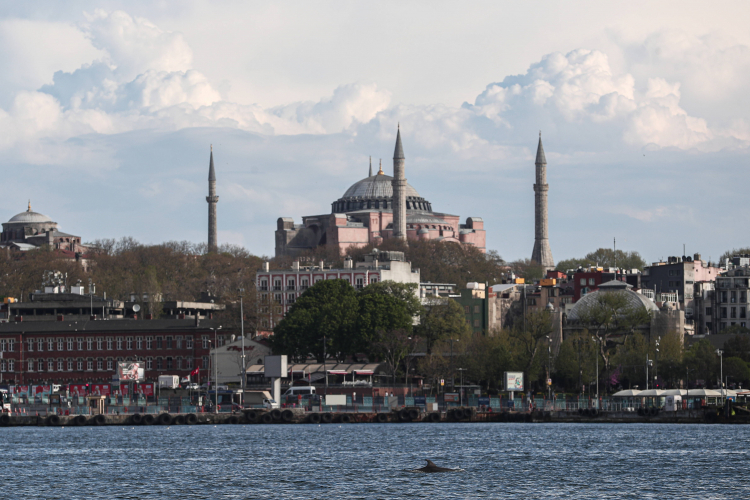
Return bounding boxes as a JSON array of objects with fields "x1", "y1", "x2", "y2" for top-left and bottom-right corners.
[{"x1": 190, "y1": 366, "x2": 199, "y2": 378}]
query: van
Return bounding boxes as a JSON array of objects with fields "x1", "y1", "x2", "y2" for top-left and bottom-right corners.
[{"x1": 283, "y1": 386, "x2": 316, "y2": 397}]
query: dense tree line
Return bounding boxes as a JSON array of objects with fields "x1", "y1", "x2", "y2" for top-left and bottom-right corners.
[{"x1": 556, "y1": 248, "x2": 647, "y2": 272}]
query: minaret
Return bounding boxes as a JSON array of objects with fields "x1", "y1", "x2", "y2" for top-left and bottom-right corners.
[
  {"x1": 369, "y1": 156, "x2": 373, "y2": 177},
  {"x1": 391, "y1": 125, "x2": 407, "y2": 241},
  {"x1": 531, "y1": 133, "x2": 554, "y2": 271},
  {"x1": 206, "y1": 145, "x2": 219, "y2": 252}
]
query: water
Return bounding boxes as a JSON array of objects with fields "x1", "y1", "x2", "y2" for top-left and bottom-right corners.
[{"x1": 3, "y1": 423, "x2": 749, "y2": 499}]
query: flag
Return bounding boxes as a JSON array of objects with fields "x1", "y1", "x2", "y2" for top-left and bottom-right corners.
[{"x1": 190, "y1": 366, "x2": 199, "y2": 378}]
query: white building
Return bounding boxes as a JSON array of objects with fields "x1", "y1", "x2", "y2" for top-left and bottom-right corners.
[{"x1": 209, "y1": 336, "x2": 272, "y2": 385}]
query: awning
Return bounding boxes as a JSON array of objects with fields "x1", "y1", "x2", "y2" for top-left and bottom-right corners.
[
  {"x1": 327, "y1": 370, "x2": 348, "y2": 375},
  {"x1": 353, "y1": 370, "x2": 374, "y2": 375}
]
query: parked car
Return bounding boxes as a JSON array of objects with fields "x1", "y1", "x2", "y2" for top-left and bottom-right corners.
[{"x1": 184, "y1": 383, "x2": 200, "y2": 390}]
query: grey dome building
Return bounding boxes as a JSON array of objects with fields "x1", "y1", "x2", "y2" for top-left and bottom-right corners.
[{"x1": 0, "y1": 202, "x2": 87, "y2": 254}]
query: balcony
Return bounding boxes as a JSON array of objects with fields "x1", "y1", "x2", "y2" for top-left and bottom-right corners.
[{"x1": 287, "y1": 285, "x2": 296, "y2": 290}]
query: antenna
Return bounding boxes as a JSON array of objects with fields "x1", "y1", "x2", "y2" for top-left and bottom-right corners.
[{"x1": 614, "y1": 237, "x2": 617, "y2": 270}]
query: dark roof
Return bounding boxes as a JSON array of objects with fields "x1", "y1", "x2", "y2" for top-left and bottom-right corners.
[
  {"x1": 0, "y1": 318, "x2": 222, "y2": 334},
  {"x1": 535, "y1": 135, "x2": 546, "y2": 165},
  {"x1": 393, "y1": 126, "x2": 405, "y2": 160},
  {"x1": 208, "y1": 147, "x2": 216, "y2": 182}
]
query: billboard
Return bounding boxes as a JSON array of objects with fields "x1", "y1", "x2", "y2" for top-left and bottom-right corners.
[
  {"x1": 504, "y1": 372, "x2": 524, "y2": 392},
  {"x1": 118, "y1": 362, "x2": 144, "y2": 381},
  {"x1": 264, "y1": 355, "x2": 288, "y2": 378}
]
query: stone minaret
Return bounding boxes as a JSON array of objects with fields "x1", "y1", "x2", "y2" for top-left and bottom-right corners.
[
  {"x1": 531, "y1": 133, "x2": 554, "y2": 271},
  {"x1": 206, "y1": 145, "x2": 219, "y2": 252},
  {"x1": 391, "y1": 125, "x2": 407, "y2": 241}
]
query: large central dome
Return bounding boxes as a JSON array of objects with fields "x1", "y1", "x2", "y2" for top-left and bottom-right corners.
[
  {"x1": 342, "y1": 173, "x2": 421, "y2": 199},
  {"x1": 332, "y1": 171, "x2": 433, "y2": 214}
]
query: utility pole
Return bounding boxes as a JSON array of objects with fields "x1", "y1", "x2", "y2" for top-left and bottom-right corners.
[
  {"x1": 591, "y1": 336, "x2": 599, "y2": 406},
  {"x1": 239, "y1": 289, "x2": 245, "y2": 407},
  {"x1": 210, "y1": 326, "x2": 222, "y2": 414},
  {"x1": 716, "y1": 349, "x2": 724, "y2": 403}
]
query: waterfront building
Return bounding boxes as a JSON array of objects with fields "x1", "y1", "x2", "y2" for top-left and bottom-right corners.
[
  {"x1": 641, "y1": 254, "x2": 720, "y2": 305},
  {"x1": 275, "y1": 127, "x2": 486, "y2": 257},
  {"x1": 706, "y1": 260, "x2": 750, "y2": 333},
  {"x1": 210, "y1": 336, "x2": 271, "y2": 385},
  {"x1": 256, "y1": 249, "x2": 420, "y2": 330}
]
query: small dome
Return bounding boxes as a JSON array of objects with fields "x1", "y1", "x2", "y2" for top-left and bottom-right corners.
[
  {"x1": 342, "y1": 174, "x2": 421, "y2": 199},
  {"x1": 8, "y1": 209, "x2": 53, "y2": 224},
  {"x1": 418, "y1": 228, "x2": 430, "y2": 235},
  {"x1": 567, "y1": 282, "x2": 658, "y2": 321}
]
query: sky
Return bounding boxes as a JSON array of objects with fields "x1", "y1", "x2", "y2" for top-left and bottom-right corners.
[{"x1": 1, "y1": 1, "x2": 749, "y2": 264}]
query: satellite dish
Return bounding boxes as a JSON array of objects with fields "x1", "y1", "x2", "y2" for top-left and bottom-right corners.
[{"x1": 132, "y1": 304, "x2": 141, "y2": 313}]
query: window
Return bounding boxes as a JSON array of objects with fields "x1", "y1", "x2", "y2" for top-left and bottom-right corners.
[
  {"x1": 287, "y1": 279, "x2": 295, "y2": 290},
  {"x1": 202, "y1": 336, "x2": 209, "y2": 349},
  {"x1": 166, "y1": 357, "x2": 173, "y2": 370},
  {"x1": 67, "y1": 339, "x2": 74, "y2": 351},
  {"x1": 0, "y1": 360, "x2": 5, "y2": 372},
  {"x1": 38, "y1": 360, "x2": 44, "y2": 371},
  {"x1": 146, "y1": 358, "x2": 153, "y2": 370},
  {"x1": 741, "y1": 307, "x2": 746, "y2": 319},
  {"x1": 97, "y1": 359, "x2": 103, "y2": 370},
  {"x1": 588, "y1": 278, "x2": 595, "y2": 285},
  {"x1": 742, "y1": 292, "x2": 747, "y2": 303},
  {"x1": 464, "y1": 306, "x2": 470, "y2": 314},
  {"x1": 48, "y1": 360, "x2": 54, "y2": 372},
  {"x1": 580, "y1": 278, "x2": 586, "y2": 286},
  {"x1": 106, "y1": 337, "x2": 113, "y2": 350},
  {"x1": 116, "y1": 337, "x2": 123, "y2": 350},
  {"x1": 301, "y1": 279, "x2": 309, "y2": 289},
  {"x1": 136, "y1": 337, "x2": 143, "y2": 350},
  {"x1": 474, "y1": 305, "x2": 480, "y2": 314},
  {"x1": 370, "y1": 277, "x2": 378, "y2": 284},
  {"x1": 473, "y1": 319, "x2": 480, "y2": 327},
  {"x1": 97, "y1": 338, "x2": 103, "y2": 350},
  {"x1": 202, "y1": 356, "x2": 208, "y2": 368},
  {"x1": 146, "y1": 336, "x2": 153, "y2": 349},
  {"x1": 356, "y1": 278, "x2": 364, "y2": 289},
  {"x1": 38, "y1": 338, "x2": 44, "y2": 351},
  {"x1": 7, "y1": 359, "x2": 13, "y2": 372},
  {"x1": 27, "y1": 339, "x2": 33, "y2": 352},
  {"x1": 87, "y1": 338, "x2": 93, "y2": 350},
  {"x1": 0, "y1": 340, "x2": 5, "y2": 352},
  {"x1": 186, "y1": 336, "x2": 193, "y2": 349},
  {"x1": 156, "y1": 358, "x2": 163, "y2": 370},
  {"x1": 156, "y1": 337, "x2": 162, "y2": 349},
  {"x1": 57, "y1": 359, "x2": 64, "y2": 371},
  {"x1": 259, "y1": 280, "x2": 268, "y2": 291},
  {"x1": 722, "y1": 307, "x2": 727, "y2": 318},
  {"x1": 186, "y1": 357, "x2": 193, "y2": 369},
  {"x1": 7, "y1": 339, "x2": 13, "y2": 352},
  {"x1": 57, "y1": 339, "x2": 64, "y2": 351},
  {"x1": 107, "y1": 359, "x2": 113, "y2": 371},
  {"x1": 706, "y1": 307, "x2": 712, "y2": 316},
  {"x1": 48, "y1": 339, "x2": 54, "y2": 351},
  {"x1": 126, "y1": 337, "x2": 133, "y2": 350},
  {"x1": 176, "y1": 357, "x2": 182, "y2": 370},
  {"x1": 731, "y1": 291, "x2": 737, "y2": 303},
  {"x1": 175, "y1": 336, "x2": 182, "y2": 349},
  {"x1": 77, "y1": 359, "x2": 83, "y2": 371},
  {"x1": 27, "y1": 359, "x2": 33, "y2": 372},
  {"x1": 77, "y1": 338, "x2": 83, "y2": 350},
  {"x1": 288, "y1": 294, "x2": 295, "y2": 304},
  {"x1": 274, "y1": 280, "x2": 282, "y2": 291},
  {"x1": 275, "y1": 294, "x2": 282, "y2": 303},
  {"x1": 731, "y1": 308, "x2": 737, "y2": 319},
  {"x1": 87, "y1": 359, "x2": 93, "y2": 371},
  {"x1": 166, "y1": 336, "x2": 173, "y2": 349}
]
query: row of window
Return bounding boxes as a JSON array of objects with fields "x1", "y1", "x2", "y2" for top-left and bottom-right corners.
[
  {"x1": 0, "y1": 356, "x2": 198, "y2": 373},
  {"x1": 718, "y1": 291, "x2": 749, "y2": 304},
  {"x1": 259, "y1": 276, "x2": 380, "y2": 293},
  {"x1": 720, "y1": 306, "x2": 747, "y2": 319},
  {"x1": 0, "y1": 335, "x2": 219, "y2": 353}
]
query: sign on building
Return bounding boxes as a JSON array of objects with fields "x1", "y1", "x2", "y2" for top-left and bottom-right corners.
[
  {"x1": 118, "y1": 362, "x2": 144, "y2": 381},
  {"x1": 264, "y1": 355, "x2": 288, "y2": 378},
  {"x1": 504, "y1": 371, "x2": 524, "y2": 392}
]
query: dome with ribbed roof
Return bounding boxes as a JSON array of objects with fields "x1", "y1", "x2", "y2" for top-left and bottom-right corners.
[
  {"x1": 332, "y1": 168, "x2": 434, "y2": 214},
  {"x1": 567, "y1": 280, "x2": 658, "y2": 321},
  {"x1": 8, "y1": 203, "x2": 54, "y2": 224},
  {"x1": 342, "y1": 173, "x2": 421, "y2": 199}
]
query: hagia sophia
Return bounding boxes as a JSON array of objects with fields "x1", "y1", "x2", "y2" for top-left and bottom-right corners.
[
  {"x1": 0, "y1": 202, "x2": 88, "y2": 255},
  {"x1": 274, "y1": 128, "x2": 486, "y2": 257}
]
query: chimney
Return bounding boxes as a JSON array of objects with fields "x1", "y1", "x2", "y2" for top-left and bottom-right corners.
[
  {"x1": 262, "y1": 262, "x2": 270, "y2": 272},
  {"x1": 292, "y1": 261, "x2": 300, "y2": 271},
  {"x1": 344, "y1": 257, "x2": 353, "y2": 269},
  {"x1": 694, "y1": 253, "x2": 701, "y2": 262},
  {"x1": 319, "y1": 260, "x2": 325, "y2": 270}
]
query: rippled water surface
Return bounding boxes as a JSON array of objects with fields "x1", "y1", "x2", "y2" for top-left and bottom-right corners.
[{"x1": 3, "y1": 423, "x2": 749, "y2": 499}]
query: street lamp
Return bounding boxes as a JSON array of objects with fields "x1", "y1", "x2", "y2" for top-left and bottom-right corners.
[
  {"x1": 646, "y1": 359, "x2": 653, "y2": 390},
  {"x1": 448, "y1": 339, "x2": 459, "y2": 391},
  {"x1": 238, "y1": 288, "x2": 246, "y2": 407},
  {"x1": 654, "y1": 337, "x2": 660, "y2": 389},
  {"x1": 716, "y1": 349, "x2": 724, "y2": 402},
  {"x1": 591, "y1": 336, "x2": 599, "y2": 405},
  {"x1": 457, "y1": 368, "x2": 466, "y2": 406},
  {"x1": 546, "y1": 335, "x2": 552, "y2": 400},
  {"x1": 209, "y1": 326, "x2": 222, "y2": 414}
]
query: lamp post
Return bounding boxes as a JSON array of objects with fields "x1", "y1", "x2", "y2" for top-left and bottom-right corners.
[
  {"x1": 322, "y1": 334, "x2": 327, "y2": 397},
  {"x1": 646, "y1": 359, "x2": 652, "y2": 390},
  {"x1": 457, "y1": 368, "x2": 466, "y2": 406},
  {"x1": 448, "y1": 338, "x2": 459, "y2": 392},
  {"x1": 238, "y1": 288, "x2": 246, "y2": 407},
  {"x1": 716, "y1": 349, "x2": 724, "y2": 403},
  {"x1": 591, "y1": 336, "x2": 599, "y2": 405},
  {"x1": 546, "y1": 335, "x2": 552, "y2": 400},
  {"x1": 654, "y1": 337, "x2": 660, "y2": 389},
  {"x1": 209, "y1": 326, "x2": 222, "y2": 414}
]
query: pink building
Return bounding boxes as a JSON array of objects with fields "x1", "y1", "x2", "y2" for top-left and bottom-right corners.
[{"x1": 275, "y1": 131, "x2": 486, "y2": 257}]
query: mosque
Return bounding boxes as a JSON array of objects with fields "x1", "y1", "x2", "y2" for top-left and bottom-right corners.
[
  {"x1": 275, "y1": 128, "x2": 486, "y2": 257},
  {"x1": 0, "y1": 202, "x2": 88, "y2": 254}
]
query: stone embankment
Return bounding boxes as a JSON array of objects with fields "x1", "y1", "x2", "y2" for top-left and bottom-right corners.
[{"x1": 1, "y1": 407, "x2": 746, "y2": 427}]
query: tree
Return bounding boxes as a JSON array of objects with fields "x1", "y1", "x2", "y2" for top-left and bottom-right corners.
[
  {"x1": 270, "y1": 279, "x2": 359, "y2": 362},
  {"x1": 509, "y1": 258, "x2": 545, "y2": 281},
  {"x1": 574, "y1": 290, "x2": 652, "y2": 391},
  {"x1": 374, "y1": 329, "x2": 420, "y2": 388},
  {"x1": 723, "y1": 357, "x2": 750, "y2": 387},
  {"x1": 555, "y1": 332, "x2": 600, "y2": 393},
  {"x1": 508, "y1": 309, "x2": 554, "y2": 391},
  {"x1": 556, "y1": 248, "x2": 646, "y2": 271},
  {"x1": 611, "y1": 333, "x2": 649, "y2": 389},
  {"x1": 459, "y1": 333, "x2": 513, "y2": 392},
  {"x1": 416, "y1": 297, "x2": 472, "y2": 353},
  {"x1": 720, "y1": 248, "x2": 750, "y2": 265},
  {"x1": 356, "y1": 292, "x2": 414, "y2": 358},
  {"x1": 358, "y1": 281, "x2": 422, "y2": 318},
  {"x1": 723, "y1": 335, "x2": 750, "y2": 362},
  {"x1": 684, "y1": 339, "x2": 718, "y2": 388}
]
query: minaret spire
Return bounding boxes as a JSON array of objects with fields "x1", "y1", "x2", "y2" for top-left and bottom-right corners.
[
  {"x1": 206, "y1": 145, "x2": 219, "y2": 252},
  {"x1": 531, "y1": 132, "x2": 554, "y2": 271},
  {"x1": 391, "y1": 126, "x2": 407, "y2": 241},
  {"x1": 369, "y1": 156, "x2": 372, "y2": 177}
]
